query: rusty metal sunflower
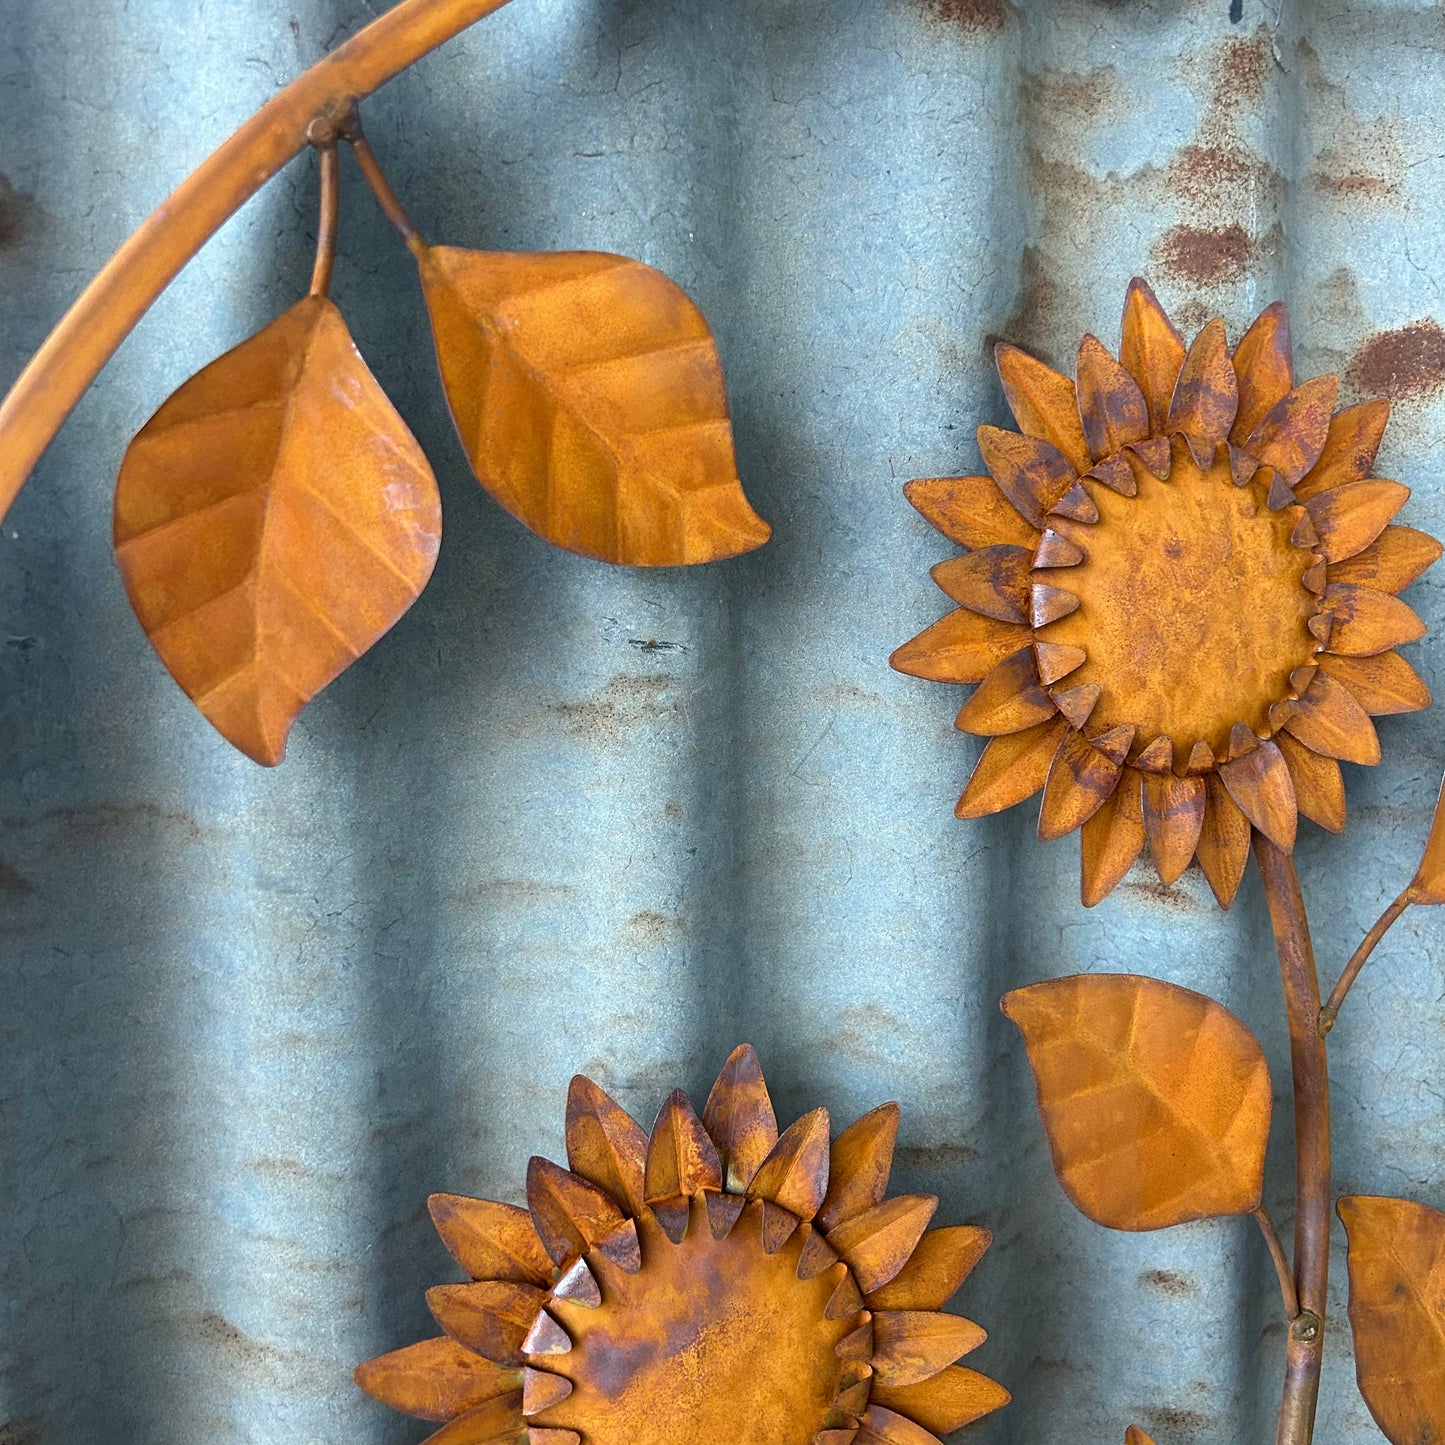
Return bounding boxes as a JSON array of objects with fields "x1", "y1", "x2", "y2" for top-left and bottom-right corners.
[
  {"x1": 893, "y1": 279, "x2": 1441, "y2": 908},
  {"x1": 354, "y1": 1046, "x2": 1008, "y2": 1445}
]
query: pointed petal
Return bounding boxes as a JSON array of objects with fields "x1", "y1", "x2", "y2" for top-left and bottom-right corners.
[
  {"x1": 1133, "y1": 736, "x2": 1174, "y2": 773},
  {"x1": 856, "y1": 1404, "x2": 947, "y2": 1445},
  {"x1": 818, "y1": 1102, "x2": 901, "y2": 1231},
  {"x1": 1080, "y1": 768, "x2": 1146, "y2": 906},
  {"x1": 1129, "y1": 435, "x2": 1172, "y2": 479},
  {"x1": 1185, "y1": 741, "x2": 1216, "y2": 774},
  {"x1": 955, "y1": 648, "x2": 1057, "y2": 736},
  {"x1": 1275, "y1": 733, "x2": 1346, "y2": 835},
  {"x1": 1126, "y1": 1431, "x2": 1159, "y2": 1445},
  {"x1": 1167, "y1": 319, "x2": 1238, "y2": 455},
  {"x1": 829, "y1": 1194, "x2": 939, "y2": 1293},
  {"x1": 797, "y1": 1224, "x2": 841, "y2": 1279},
  {"x1": 526, "y1": 1158, "x2": 629, "y2": 1267},
  {"x1": 1328, "y1": 525, "x2": 1442, "y2": 593},
  {"x1": 1323, "y1": 583, "x2": 1427, "y2": 655},
  {"x1": 705, "y1": 1191, "x2": 746, "y2": 1239},
  {"x1": 423, "y1": 1395, "x2": 529, "y2": 1444},
  {"x1": 429, "y1": 1195, "x2": 553, "y2": 1287},
  {"x1": 1284, "y1": 672, "x2": 1381, "y2": 764},
  {"x1": 748, "y1": 1107, "x2": 830, "y2": 1220},
  {"x1": 890, "y1": 608, "x2": 1032, "y2": 684},
  {"x1": 1142, "y1": 773, "x2": 1207, "y2": 886},
  {"x1": 1409, "y1": 775, "x2": 1445, "y2": 903},
  {"x1": 521, "y1": 1311, "x2": 571, "y2": 1359},
  {"x1": 1306, "y1": 480, "x2": 1410, "y2": 563},
  {"x1": 871, "y1": 1365, "x2": 1010, "y2": 1435},
  {"x1": 1246, "y1": 375, "x2": 1338, "y2": 485},
  {"x1": 1053, "y1": 683, "x2": 1101, "y2": 729},
  {"x1": 825, "y1": 1264, "x2": 867, "y2": 1321},
  {"x1": 1039, "y1": 728, "x2": 1126, "y2": 840},
  {"x1": 1034, "y1": 641, "x2": 1087, "y2": 685},
  {"x1": 865, "y1": 1225, "x2": 991, "y2": 1310},
  {"x1": 995, "y1": 343, "x2": 1093, "y2": 474},
  {"x1": 1031, "y1": 583, "x2": 1080, "y2": 626},
  {"x1": 1076, "y1": 334, "x2": 1149, "y2": 460},
  {"x1": 427, "y1": 1281, "x2": 549, "y2": 1366},
  {"x1": 977, "y1": 425, "x2": 1079, "y2": 530},
  {"x1": 565, "y1": 1076, "x2": 648, "y2": 1215},
  {"x1": 835, "y1": 1316, "x2": 875, "y2": 1362},
  {"x1": 1293, "y1": 397, "x2": 1390, "y2": 501},
  {"x1": 354, "y1": 1337, "x2": 521, "y2": 1423},
  {"x1": 760, "y1": 1198, "x2": 803, "y2": 1253},
  {"x1": 1231, "y1": 301, "x2": 1293, "y2": 443},
  {"x1": 1120, "y1": 277, "x2": 1186, "y2": 434},
  {"x1": 528, "y1": 1432, "x2": 581, "y2": 1445},
  {"x1": 1047, "y1": 481, "x2": 1099, "y2": 524},
  {"x1": 904, "y1": 475, "x2": 1039, "y2": 549},
  {"x1": 1196, "y1": 776, "x2": 1253, "y2": 908},
  {"x1": 701, "y1": 1044, "x2": 779, "y2": 1193},
  {"x1": 1088, "y1": 452, "x2": 1137, "y2": 495},
  {"x1": 1319, "y1": 650, "x2": 1431, "y2": 716},
  {"x1": 815, "y1": 1432, "x2": 860, "y2": 1445},
  {"x1": 956, "y1": 717, "x2": 1070, "y2": 820},
  {"x1": 646, "y1": 1090, "x2": 723, "y2": 1204},
  {"x1": 930, "y1": 545, "x2": 1032, "y2": 623},
  {"x1": 1220, "y1": 738, "x2": 1298, "y2": 851},
  {"x1": 1034, "y1": 528, "x2": 1085, "y2": 568},
  {"x1": 872, "y1": 1311, "x2": 987, "y2": 1388},
  {"x1": 552, "y1": 1258, "x2": 601, "y2": 1309},
  {"x1": 521, "y1": 1368, "x2": 572, "y2": 1417}
]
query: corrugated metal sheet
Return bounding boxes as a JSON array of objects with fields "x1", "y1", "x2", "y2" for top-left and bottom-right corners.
[{"x1": 3, "y1": 2, "x2": 1444, "y2": 1441}]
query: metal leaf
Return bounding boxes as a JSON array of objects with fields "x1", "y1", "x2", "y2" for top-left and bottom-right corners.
[
  {"x1": 113, "y1": 295, "x2": 440, "y2": 765},
  {"x1": 817, "y1": 1102, "x2": 901, "y2": 1231},
  {"x1": 1410, "y1": 775, "x2": 1445, "y2": 905},
  {"x1": 353, "y1": 1337, "x2": 521, "y2": 1423},
  {"x1": 565, "y1": 1075, "x2": 648, "y2": 1215},
  {"x1": 701, "y1": 1043, "x2": 779, "y2": 1193},
  {"x1": 1001, "y1": 974, "x2": 1272, "y2": 1230},
  {"x1": 428, "y1": 1194, "x2": 554, "y2": 1286},
  {"x1": 869, "y1": 1366, "x2": 1010, "y2": 1435},
  {"x1": 419, "y1": 246, "x2": 769, "y2": 566}
]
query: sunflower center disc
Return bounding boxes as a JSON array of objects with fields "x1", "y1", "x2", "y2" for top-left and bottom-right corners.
[
  {"x1": 544, "y1": 1201, "x2": 851, "y2": 1445},
  {"x1": 1040, "y1": 448, "x2": 1318, "y2": 761}
]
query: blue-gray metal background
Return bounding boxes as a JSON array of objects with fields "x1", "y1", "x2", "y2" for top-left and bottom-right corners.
[{"x1": 3, "y1": 2, "x2": 1444, "y2": 1441}]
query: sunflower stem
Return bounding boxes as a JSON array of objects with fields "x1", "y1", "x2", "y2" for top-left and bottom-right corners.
[
  {"x1": 1254, "y1": 834, "x2": 1329, "y2": 1445},
  {"x1": 1318, "y1": 888, "x2": 1411, "y2": 1036}
]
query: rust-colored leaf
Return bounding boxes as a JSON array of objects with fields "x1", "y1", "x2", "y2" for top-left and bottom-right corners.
[
  {"x1": 526, "y1": 1158, "x2": 629, "y2": 1267},
  {"x1": 1125, "y1": 1430, "x2": 1158, "y2": 1445},
  {"x1": 1246, "y1": 375, "x2": 1338, "y2": 485},
  {"x1": 1323, "y1": 583, "x2": 1427, "y2": 655},
  {"x1": 422, "y1": 1394, "x2": 528, "y2": 1443},
  {"x1": 702, "y1": 1044, "x2": 779, "y2": 1193},
  {"x1": 977, "y1": 425, "x2": 1080, "y2": 530},
  {"x1": 427, "y1": 1281, "x2": 549, "y2": 1367},
  {"x1": 749, "y1": 1107, "x2": 830, "y2": 1221},
  {"x1": 890, "y1": 608, "x2": 1032, "y2": 685},
  {"x1": 903, "y1": 475, "x2": 1040, "y2": 550},
  {"x1": 1306, "y1": 479, "x2": 1410, "y2": 563},
  {"x1": 114, "y1": 295, "x2": 440, "y2": 766},
  {"x1": 871, "y1": 1310, "x2": 986, "y2": 1388},
  {"x1": 829, "y1": 1194, "x2": 939, "y2": 1293},
  {"x1": 1318, "y1": 651, "x2": 1431, "y2": 716},
  {"x1": 1327, "y1": 525, "x2": 1442, "y2": 592},
  {"x1": 1076, "y1": 334, "x2": 1148, "y2": 461},
  {"x1": 931, "y1": 546, "x2": 1032, "y2": 623},
  {"x1": 565, "y1": 1076, "x2": 648, "y2": 1216},
  {"x1": 419, "y1": 246, "x2": 769, "y2": 566},
  {"x1": 856, "y1": 1404, "x2": 946, "y2": 1445},
  {"x1": 521, "y1": 1367, "x2": 573, "y2": 1417},
  {"x1": 1230, "y1": 300, "x2": 1293, "y2": 443},
  {"x1": 1120, "y1": 278, "x2": 1186, "y2": 435},
  {"x1": 646, "y1": 1090, "x2": 723, "y2": 1205},
  {"x1": 818, "y1": 1102, "x2": 900, "y2": 1231},
  {"x1": 956, "y1": 648, "x2": 1057, "y2": 736},
  {"x1": 995, "y1": 343, "x2": 1093, "y2": 475},
  {"x1": 1339, "y1": 1195, "x2": 1445, "y2": 1445},
  {"x1": 865, "y1": 1226, "x2": 991, "y2": 1311},
  {"x1": 1080, "y1": 768, "x2": 1146, "y2": 906},
  {"x1": 1218, "y1": 736, "x2": 1298, "y2": 852},
  {"x1": 1410, "y1": 775, "x2": 1445, "y2": 905},
  {"x1": 354, "y1": 1337, "x2": 520, "y2": 1422},
  {"x1": 1195, "y1": 775, "x2": 1252, "y2": 908},
  {"x1": 429, "y1": 1195, "x2": 553, "y2": 1287},
  {"x1": 871, "y1": 1367, "x2": 1009, "y2": 1435},
  {"x1": 1283, "y1": 672, "x2": 1381, "y2": 765},
  {"x1": 1275, "y1": 733, "x2": 1346, "y2": 835},
  {"x1": 1167, "y1": 319, "x2": 1238, "y2": 464},
  {"x1": 1141, "y1": 773, "x2": 1206, "y2": 887},
  {"x1": 956, "y1": 718, "x2": 1069, "y2": 820},
  {"x1": 1294, "y1": 397, "x2": 1390, "y2": 501},
  {"x1": 1001, "y1": 974, "x2": 1272, "y2": 1230},
  {"x1": 1039, "y1": 727, "x2": 1126, "y2": 841}
]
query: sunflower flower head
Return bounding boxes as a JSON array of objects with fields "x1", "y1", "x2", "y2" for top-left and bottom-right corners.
[
  {"x1": 893, "y1": 279, "x2": 1441, "y2": 907},
  {"x1": 355, "y1": 1046, "x2": 1008, "y2": 1444}
]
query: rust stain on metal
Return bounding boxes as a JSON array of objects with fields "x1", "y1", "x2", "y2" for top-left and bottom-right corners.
[
  {"x1": 1139, "y1": 1268, "x2": 1198, "y2": 1298},
  {"x1": 0, "y1": 174, "x2": 29, "y2": 250},
  {"x1": 920, "y1": 0, "x2": 1009, "y2": 33},
  {"x1": 1155, "y1": 224, "x2": 1254, "y2": 286},
  {"x1": 1349, "y1": 323, "x2": 1445, "y2": 401},
  {"x1": 1210, "y1": 30, "x2": 1272, "y2": 109}
]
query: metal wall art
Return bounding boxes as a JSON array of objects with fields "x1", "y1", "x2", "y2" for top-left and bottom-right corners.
[
  {"x1": 354, "y1": 1047, "x2": 1008, "y2": 1445},
  {"x1": 893, "y1": 280, "x2": 1445, "y2": 1445}
]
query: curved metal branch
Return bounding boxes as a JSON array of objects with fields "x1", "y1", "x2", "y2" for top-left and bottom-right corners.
[{"x1": 0, "y1": 0, "x2": 514, "y2": 524}]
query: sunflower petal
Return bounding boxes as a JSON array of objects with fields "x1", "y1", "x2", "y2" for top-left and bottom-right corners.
[
  {"x1": 956, "y1": 718, "x2": 1070, "y2": 820},
  {"x1": 903, "y1": 476, "x2": 1039, "y2": 549},
  {"x1": 1219, "y1": 738, "x2": 1298, "y2": 851},
  {"x1": 354, "y1": 1337, "x2": 521, "y2": 1423},
  {"x1": 1120, "y1": 277, "x2": 1186, "y2": 434},
  {"x1": 890, "y1": 608, "x2": 1032, "y2": 684},
  {"x1": 521, "y1": 1368, "x2": 572, "y2": 1416},
  {"x1": 706, "y1": 1192, "x2": 746, "y2": 1240},
  {"x1": 1196, "y1": 776, "x2": 1252, "y2": 908},
  {"x1": 1284, "y1": 673, "x2": 1381, "y2": 765},
  {"x1": 1231, "y1": 300, "x2": 1293, "y2": 443},
  {"x1": 1076, "y1": 334, "x2": 1149, "y2": 460},
  {"x1": 818, "y1": 1102, "x2": 901, "y2": 1231},
  {"x1": 646, "y1": 1091, "x2": 723, "y2": 1209},
  {"x1": 1168, "y1": 319, "x2": 1238, "y2": 462},
  {"x1": 870, "y1": 1366, "x2": 1010, "y2": 1435},
  {"x1": 748, "y1": 1107, "x2": 830, "y2": 1221},
  {"x1": 826, "y1": 1265, "x2": 867, "y2": 1322},
  {"x1": 422, "y1": 1394, "x2": 529, "y2": 1444},
  {"x1": 701, "y1": 1044, "x2": 779, "y2": 1193},
  {"x1": 528, "y1": 1432, "x2": 580, "y2": 1445},
  {"x1": 565, "y1": 1076, "x2": 648, "y2": 1215},
  {"x1": 1293, "y1": 398, "x2": 1390, "y2": 501},
  {"x1": 527, "y1": 1158, "x2": 630, "y2": 1268},
  {"x1": 1034, "y1": 528, "x2": 1085, "y2": 568},
  {"x1": 930, "y1": 546, "x2": 1031, "y2": 623},
  {"x1": 1080, "y1": 768, "x2": 1146, "y2": 906},
  {"x1": 1142, "y1": 773, "x2": 1207, "y2": 886},
  {"x1": 1319, "y1": 651, "x2": 1431, "y2": 716},
  {"x1": 1323, "y1": 583, "x2": 1426, "y2": 655},
  {"x1": 1088, "y1": 452, "x2": 1138, "y2": 495},
  {"x1": 427, "y1": 1281, "x2": 549, "y2": 1366},
  {"x1": 995, "y1": 343, "x2": 1093, "y2": 474},
  {"x1": 1275, "y1": 733, "x2": 1346, "y2": 834},
  {"x1": 865, "y1": 1225, "x2": 991, "y2": 1311},
  {"x1": 829, "y1": 1194, "x2": 939, "y2": 1293},
  {"x1": 1031, "y1": 583, "x2": 1081, "y2": 627},
  {"x1": 1410, "y1": 776, "x2": 1445, "y2": 904},
  {"x1": 797, "y1": 1225, "x2": 840, "y2": 1279},
  {"x1": 1328, "y1": 525, "x2": 1443, "y2": 592},
  {"x1": 872, "y1": 1311, "x2": 987, "y2": 1388},
  {"x1": 1246, "y1": 375, "x2": 1338, "y2": 485},
  {"x1": 1053, "y1": 683, "x2": 1101, "y2": 729},
  {"x1": 856, "y1": 1403, "x2": 947, "y2": 1445},
  {"x1": 977, "y1": 426, "x2": 1079, "y2": 530},
  {"x1": 1039, "y1": 728, "x2": 1126, "y2": 840},
  {"x1": 428, "y1": 1195, "x2": 553, "y2": 1287},
  {"x1": 955, "y1": 648, "x2": 1057, "y2": 736},
  {"x1": 760, "y1": 1199, "x2": 803, "y2": 1253},
  {"x1": 1126, "y1": 1431, "x2": 1158, "y2": 1445},
  {"x1": 1034, "y1": 641, "x2": 1087, "y2": 685},
  {"x1": 551, "y1": 1258, "x2": 601, "y2": 1309},
  {"x1": 1306, "y1": 480, "x2": 1410, "y2": 563}
]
